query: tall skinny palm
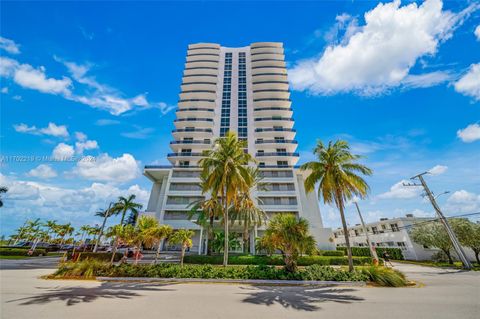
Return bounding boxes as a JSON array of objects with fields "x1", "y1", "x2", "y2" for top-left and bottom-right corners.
[
  {"x1": 300, "y1": 140, "x2": 372, "y2": 272},
  {"x1": 199, "y1": 132, "x2": 254, "y2": 266},
  {"x1": 93, "y1": 205, "x2": 117, "y2": 252}
]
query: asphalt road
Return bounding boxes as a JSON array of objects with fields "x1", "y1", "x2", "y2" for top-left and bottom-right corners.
[{"x1": 0, "y1": 261, "x2": 479, "y2": 319}]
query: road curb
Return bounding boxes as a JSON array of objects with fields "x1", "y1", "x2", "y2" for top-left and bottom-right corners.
[{"x1": 96, "y1": 276, "x2": 366, "y2": 286}]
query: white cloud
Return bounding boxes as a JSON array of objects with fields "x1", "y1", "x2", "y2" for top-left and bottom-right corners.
[
  {"x1": 446, "y1": 190, "x2": 480, "y2": 213},
  {"x1": 1, "y1": 87, "x2": 8, "y2": 94},
  {"x1": 75, "y1": 140, "x2": 99, "y2": 154},
  {"x1": 402, "y1": 71, "x2": 453, "y2": 89},
  {"x1": 52, "y1": 143, "x2": 75, "y2": 160},
  {"x1": 13, "y1": 122, "x2": 69, "y2": 138},
  {"x1": 289, "y1": 0, "x2": 478, "y2": 95},
  {"x1": 378, "y1": 179, "x2": 422, "y2": 199},
  {"x1": 0, "y1": 173, "x2": 149, "y2": 232},
  {"x1": 72, "y1": 153, "x2": 140, "y2": 183},
  {"x1": 27, "y1": 164, "x2": 58, "y2": 179},
  {"x1": 75, "y1": 131, "x2": 87, "y2": 141},
  {"x1": 0, "y1": 36, "x2": 20, "y2": 54},
  {"x1": 454, "y1": 63, "x2": 480, "y2": 101},
  {"x1": 428, "y1": 165, "x2": 448, "y2": 175},
  {"x1": 457, "y1": 123, "x2": 480, "y2": 143},
  {"x1": 475, "y1": 25, "x2": 480, "y2": 41}
]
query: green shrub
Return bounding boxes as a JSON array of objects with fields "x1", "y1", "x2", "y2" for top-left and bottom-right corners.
[
  {"x1": 336, "y1": 247, "x2": 404, "y2": 260},
  {"x1": 0, "y1": 248, "x2": 47, "y2": 257},
  {"x1": 320, "y1": 250, "x2": 345, "y2": 257},
  {"x1": 359, "y1": 266, "x2": 407, "y2": 287},
  {"x1": 53, "y1": 260, "x2": 368, "y2": 282},
  {"x1": 66, "y1": 252, "x2": 123, "y2": 262},
  {"x1": 53, "y1": 260, "x2": 112, "y2": 279},
  {"x1": 183, "y1": 254, "x2": 373, "y2": 266}
]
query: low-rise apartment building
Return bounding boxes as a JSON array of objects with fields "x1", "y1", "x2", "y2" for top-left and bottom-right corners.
[{"x1": 333, "y1": 214, "x2": 476, "y2": 261}]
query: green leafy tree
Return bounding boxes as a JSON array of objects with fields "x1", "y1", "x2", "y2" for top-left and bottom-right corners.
[
  {"x1": 93, "y1": 207, "x2": 118, "y2": 251},
  {"x1": 411, "y1": 222, "x2": 454, "y2": 264},
  {"x1": 45, "y1": 220, "x2": 59, "y2": 242},
  {"x1": 210, "y1": 230, "x2": 241, "y2": 253},
  {"x1": 169, "y1": 229, "x2": 195, "y2": 266},
  {"x1": 261, "y1": 214, "x2": 316, "y2": 272},
  {"x1": 300, "y1": 140, "x2": 372, "y2": 271},
  {"x1": 451, "y1": 218, "x2": 480, "y2": 264},
  {"x1": 199, "y1": 131, "x2": 255, "y2": 266}
]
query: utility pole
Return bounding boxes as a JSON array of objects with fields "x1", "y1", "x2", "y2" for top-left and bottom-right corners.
[
  {"x1": 404, "y1": 172, "x2": 472, "y2": 269},
  {"x1": 354, "y1": 202, "x2": 379, "y2": 263},
  {"x1": 93, "y1": 202, "x2": 113, "y2": 253}
]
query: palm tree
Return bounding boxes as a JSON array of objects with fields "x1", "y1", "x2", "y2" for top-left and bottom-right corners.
[
  {"x1": 188, "y1": 192, "x2": 222, "y2": 255},
  {"x1": 300, "y1": 140, "x2": 372, "y2": 272},
  {"x1": 169, "y1": 229, "x2": 195, "y2": 267},
  {"x1": 114, "y1": 194, "x2": 143, "y2": 225},
  {"x1": 136, "y1": 215, "x2": 173, "y2": 264},
  {"x1": 199, "y1": 131, "x2": 255, "y2": 266},
  {"x1": 262, "y1": 214, "x2": 316, "y2": 272},
  {"x1": 0, "y1": 186, "x2": 7, "y2": 208},
  {"x1": 45, "y1": 220, "x2": 58, "y2": 242},
  {"x1": 57, "y1": 223, "x2": 74, "y2": 246},
  {"x1": 93, "y1": 205, "x2": 117, "y2": 252},
  {"x1": 230, "y1": 167, "x2": 267, "y2": 253}
]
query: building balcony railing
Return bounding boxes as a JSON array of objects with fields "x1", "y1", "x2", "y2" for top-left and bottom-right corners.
[
  {"x1": 184, "y1": 67, "x2": 218, "y2": 70},
  {"x1": 252, "y1": 65, "x2": 286, "y2": 70},
  {"x1": 185, "y1": 60, "x2": 219, "y2": 64},
  {"x1": 188, "y1": 46, "x2": 220, "y2": 51},
  {"x1": 253, "y1": 98, "x2": 291, "y2": 102},
  {"x1": 251, "y1": 52, "x2": 284, "y2": 56},
  {"x1": 180, "y1": 90, "x2": 216, "y2": 94},
  {"x1": 254, "y1": 117, "x2": 294, "y2": 122},
  {"x1": 252, "y1": 73, "x2": 288, "y2": 77},
  {"x1": 255, "y1": 128, "x2": 296, "y2": 133},
  {"x1": 254, "y1": 107, "x2": 292, "y2": 112},
  {"x1": 167, "y1": 152, "x2": 204, "y2": 157},
  {"x1": 252, "y1": 81, "x2": 289, "y2": 85},
  {"x1": 170, "y1": 140, "x2": 211, "y2": 145},
  {"x1": 181, "y1": 82, "x2": 217, "y2": 86},
  {"x1": 183, "y1": 74, "x2": 217, "y2": 78},
  {"x1": 253, "y1": 89, "x2": 290, "y2": 93},
  {"x1": 251, "y1": 58, "x2": 285, "y2": 62},
  {"x1": 255, "y1": 139, "x2": 298, "y2": 144},
  {"x1": 172, "y1": 128, "x2": 213, "y2": 133},
  {"x1": 187, "y1": 53, "x2": 220, "y2": 57},
  {"x1": 178, "y1": 99, "x2": 215, "y2": 103},
  {"x1": 256, "y1": 152, "x2": 299, "y2": 157},
  {"x1": 176, "y1": 108, "x2": 214, "y2": 113},
  {"x1": 174, "y1": 118, "x2": 214, "y2": 123}
]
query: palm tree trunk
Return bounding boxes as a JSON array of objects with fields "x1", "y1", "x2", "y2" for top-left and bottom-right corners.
[
  {"x1": 445, "y1": 250, "x2": 453, "y2": 264},
  {"x1": 154, "y1": 239, "x2": 163, "y2": 264},
  {"x1": 337, "y1": 193, "x2": 354, "y2": 272},
  {"x1": 110, "y1": 237, "x2": 119, "y2": 265},
  {"x1": 120, "y1": 209, "x2": 127, "y2": 225},
  {"x1": 207, "y1": 216, "x2": 214, "y2": 255},
  {"x1": 93, "y1": 215, "x2": 108, "y2": 253},
  {"x1": 223, "y1": 187, "x2": 229, "y2": 267},
  {"x1": 180, "y1": 246, "x2": 185, "y2": 267}
]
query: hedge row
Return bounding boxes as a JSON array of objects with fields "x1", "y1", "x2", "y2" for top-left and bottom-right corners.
[
  {"x1": 183, "y1": 254, "x2": 374, "y2": 266},
  {"x1": 336, "y1": 247, "x2": 404, "y2": 260},
  {"x1": 53, "y1": 261, "x2": 369, "y2": 282},
  {"x1": 66, "y1": 252, "x2": 123, "y2": 262},
  {"x1": 320, "y1": 250, "x2": 344, "y2": 257},
  {"x1": 0, "y1": 248, "x2": 47, "y2": 256}
]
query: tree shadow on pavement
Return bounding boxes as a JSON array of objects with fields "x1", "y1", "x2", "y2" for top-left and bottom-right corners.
[
  {"x1": 7, "y1": 282, "x2": 176, "y2": 306},
  {"x1": 239, "y1": 285, "x2": 364, "y2": 311}
]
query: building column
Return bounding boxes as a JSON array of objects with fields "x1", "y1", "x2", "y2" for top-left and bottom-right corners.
[
  {"x1": 250, "y1": 226, "x2": 257, "y2": 255},
  {"x1": 198, "y1": 227, "x2": 203, "y2": 255}
]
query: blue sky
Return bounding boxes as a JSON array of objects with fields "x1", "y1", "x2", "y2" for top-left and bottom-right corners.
[{"x1": 1, "y1": 0, "x2": 479, "y2": 236}]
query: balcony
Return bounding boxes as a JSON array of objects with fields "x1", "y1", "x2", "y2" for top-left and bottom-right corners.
[
  {"x1": 254, "y1": 117, "x2": 294, "y2": 129},
  {"x1": 180, "y1": 82, "x2": 217, "y2": 92},
  {"x1": 174, "y1": 118, "x2": 213, "y2": 129},
  {"x1": 253, "y1": 107, "x2": 293, "y2": 117},
  {"x1": 252, "y1": 73, "x2": 288, "y2": 82},
  {"x1": 172, "y1": 128, "x2": 213, "y2": 139},
  {"x1": 256, "y1": 152, "x2": 299, "y2": 157},
  {"x1": 183, "y1": 67, "x2": 218, "y2": 77},
  {"x1": 253, "y1": 90, "x2": 290, "y2": 100},
  {"x1": 255, "y1": 139, "x2": 297, "y2": 144},
  {"x1": 176, "y1": 108, "x2": 214, "y2": 117},
  {"x1": 179, "y1": 90, "x2": 216, "y2": 101}
]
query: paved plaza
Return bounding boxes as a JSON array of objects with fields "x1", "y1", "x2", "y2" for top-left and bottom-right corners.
[{"x1": 0, "y1": 259, "x2": 479, "y2": 319}]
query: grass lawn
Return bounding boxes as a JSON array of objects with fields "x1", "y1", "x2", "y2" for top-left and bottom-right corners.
[{"x1": 394, "y1": 260, "x2": 480, "y2": 271}]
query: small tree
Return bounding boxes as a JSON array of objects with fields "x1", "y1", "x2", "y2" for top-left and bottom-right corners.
[
  {"x1": 451, "y1": 218, "x2": 480, "y2": 264},
  {"x1": 261, "y1": 214, "x2": 316, "y2": 272},
  {"x1": 136, "y1": 215, "x2": 173, "y2": 264},
  {"x1": 411, "y1": 222, "x2": 454, "y2": 264},
  {"x1": 169, "y1": 229, "x2": 194, "y2": 266}
]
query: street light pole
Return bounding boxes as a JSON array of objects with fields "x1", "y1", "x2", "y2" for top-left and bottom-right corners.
[
  {"x1": 354, "y1": 202, "x2": 379, "y2": 263},
  {"x1": 406, "y1": 173, "x2": 472, "y2": 269}
]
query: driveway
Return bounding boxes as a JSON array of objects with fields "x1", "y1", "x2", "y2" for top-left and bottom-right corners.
[{"x1": 0, "y1": 262, "x2": 478, "y2": 319}]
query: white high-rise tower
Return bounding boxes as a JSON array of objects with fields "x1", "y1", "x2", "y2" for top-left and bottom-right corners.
[{"x1": 144, "y1": 42, "x2": 334, "y2": 253}]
